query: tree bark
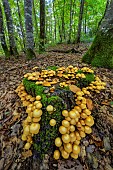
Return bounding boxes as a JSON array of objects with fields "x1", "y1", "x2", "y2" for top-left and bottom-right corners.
[
  {"x1": 39, "y1": 0, "x2": 45, "y2": 52},
  {"x1": 68, "y1": 0, "x2": 73, "y2": 43},
  {"x1": 24, "y1": 0, "x2": 36, "y2": 59},
  {"x1": 82, "y1": 0, "x2": 113, "y2": 69},
  {"x1": 0, "y1": 4, "x2": 10, "y2": 58},
  {"x1": 33, "y1": 0, "x2": 39, "y2": 47},
  {"x1": 17, "y1": 0, "x2": 25, "y2": 50},
  {"x1": 75, "y1": 0, "x2": 85, "y2": 43},
  {"x1": 2, "y1": 0, "x2": 18, "y2": 57}
]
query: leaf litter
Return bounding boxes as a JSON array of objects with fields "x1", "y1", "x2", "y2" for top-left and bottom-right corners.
[{"x1": 0, "y1": 43, "x2": 113, "y2": 170}]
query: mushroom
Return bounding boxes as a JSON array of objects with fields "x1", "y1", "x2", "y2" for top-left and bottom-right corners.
[
  {"x1": 71, "y1": 153, "x2": 78, "y2": 159},
  {"x1": 33, "y1": 109, "x2": 42, "y2": 118},
  {"x1": 53, "y1": 150, "x2": 60, "y2": 160},
  {"x1": 62, "y1": 110, "x2": 69, "y2": 117},
  {"x1": 36, "y1": 95, "x2": 41, "y2": 101},
  {"x1": 50, "y1": 119, "x2": 56, "y2": 126},
  {"x1": 64, "y1": 143, "x2": 72, "y2": 153},
  {"x1": 61, "y1": 149, "x2": 69, "y2": 159},
  {"x1": 55, "y1": 137, "x2": 62, "y2": 147},
  {"x1": 62, "y1": 134, "x2": 70, "y2": 143},
  {"x1": 59, "y1": 126, "x2": 67, "y2": 134},
  {"x1": 84, "y1": 116, "x2": 94, "y2": 126},
  {"x1": 84, "y1": 126, "x2": 92, "y2": 134},
  {"x1": 72, "y1": 144, "x2": 80, "y2": 155},
  {"x1": 62, "y1": 120, "x2": 70, "y2": 127},
  {"x1": 30, "y1": 123, "x2": 40, "y2": 134},
  {"x1": 35, "y1": 102, "x2": 42, "y2": 109},
  {"x1": 46, "y1": 105, "x2": 54, "y2": 113},
  {"x1": 24, "y1": 142, "x2": 31, "y2": 150}
]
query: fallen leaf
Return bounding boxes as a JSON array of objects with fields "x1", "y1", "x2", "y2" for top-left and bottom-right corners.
[
  {"x1": 69, "y1": 85, "x2": 81, "y2": 93},
  {"x1": 86, "y1": 98, "x2": 93, "y2": 110},
  {"x1": 22, "y1": 150, "x2": 32, "y2": 158}
]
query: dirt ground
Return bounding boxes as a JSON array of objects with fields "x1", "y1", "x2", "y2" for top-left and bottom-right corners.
[{"x1": 0, "y1": 43, "x2": 113, "y2": 170}]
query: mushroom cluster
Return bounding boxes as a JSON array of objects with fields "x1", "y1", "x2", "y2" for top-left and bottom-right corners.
[
  {"x1": 15, "y1": 84, "x2": 43, "y2": 149},
  {"x1": 15, "y1": 65, "x2": 106, "y2": 160},
  {"x1": 53, "y1": 89, "x2": 94, "y2": 160}
]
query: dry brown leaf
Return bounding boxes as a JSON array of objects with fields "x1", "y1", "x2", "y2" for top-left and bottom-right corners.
[
  {"x1": 22, "y1": 150, "x2": 32, "y2": 158},
  {"x1": 12, "y1": 115, "x2": 20, "y2": 122},
  {"x1": 101, "y1": 101, "x2": 110, "y2": 106},
  {"x1": 86, "y1": 98, "x2": 93, "y2": 110},
  {"x1": 69, "y1": 85, "x2": 81, "y2": 93}
]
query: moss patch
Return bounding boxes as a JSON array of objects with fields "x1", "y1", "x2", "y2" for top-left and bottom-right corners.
[{"x1": 82, "y1": 30, "x2": 113, "y2": 69}]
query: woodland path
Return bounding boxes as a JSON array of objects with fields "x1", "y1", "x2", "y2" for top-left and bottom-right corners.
[{"x1": 0, "y1": 43, "x2": 113, "y2": 170}]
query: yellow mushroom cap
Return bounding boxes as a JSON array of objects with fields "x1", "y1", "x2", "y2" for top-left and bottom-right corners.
[
  {"x1": 24, "y1": 125, "x2": 30, "y2": 135},
  {"x1": 33, "y1": 109, "x2": 42, "y2": 118},
  {"x1": 32, "y1": 117, "x2": 41, "y2": 123},
  {"x1": 61, "y1": 149, "x2": 69, "y2": 159},
  {"x1": 80, "y1": 103, "x2": 86, "y2": 109},
  {"x1": 84, "y1": 126, "x2": 92, "y2": 134},
  {"x1": 81, "y1": 112, "x2": 88, "y2": 119},
  {"x1": 69, "y1": 125, "x2": 75, "y2": 132},
  {"x1": 62, "y1": 134, "x2": 70, "y2": 143},
  {"x1": 72, "y1": 144, "x2": 80, "y2": 154},
  {"x1": 79, "y1": 131, "x2": 86, "y2": 138},
  {"x1": 53, "y1": 150, "x2": 60, "y2": 160},
  {"x1": 64, "y1": 143, "x2": 72, "y2": 153},
  {"x1": 50, "y1": 119, "x2": 56, "y2": 126},
  {"x1": 46, "y1": 105, "x2": 54, "y2": 112},
  {"x1": 71, "y1": 153, "x2": 78, "y2": 159},
  {"x1": 36, "y1": 95, "x2": 41, "y2": 101},
  {"x1": 74, "y1": 106, "x2": 82, "y2": 113},
  {"x1": 69, "y1": 110, "x2": 78, "y2": 119},
  {"x1": 26, "y1": 116, "x2": 32, "y2": 123},
  {"x1": 84, "y1": 116, "x2": 94, "y2": 127},
  {"x1": 55, "y1": 137, "x2": 62, "y2": 147},
  {"x1": 74, "y1": 140, "x2": 80, "y2": 145},
  {"x1": 35, "y1": 102, "x2": 42, "y2": 109},
  {"x1": 83, "y1": 109, "x2": 91, "y2": 115},
  {"x1": 30, "y1": 123, "x2": 40, "y2": 134},
  {"x1": 62, "y1": 110, "x2": 69, "y2": 117},
  {"x1": 59, "y1": 126, "x2": 67, "y2": 134},
  {"x1": 24, "y1": 142, "x2": 31, "y2": 150},
  {"x1": 75, "y1": 131, "x2": 81, "y2": 141},
  {"x1": 21, "y1": 134, "x2": 27, "y2": 141},
  {"x1": 62, "y1": 120, "x2": 70, "y2": 127}
]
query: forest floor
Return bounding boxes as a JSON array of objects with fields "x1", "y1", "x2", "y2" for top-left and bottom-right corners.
[{"x1": 0, "y1": 43, "x2": 113, "y2": 170}]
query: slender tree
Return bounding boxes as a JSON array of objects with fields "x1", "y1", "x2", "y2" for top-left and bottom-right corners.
[
  {"x1": 0, "y1": 4, "x2": 9, "y2": 58},
  {"x1": 82, "y1": 0, "x2": 113, "y2": 68},
  {"x1": 39, "y1": 0, "x2": 45, "y2": 52},
  {"x1": 17, "y1": 0, "x2": 25, "y2": 49},
  {"x1": 2, "y1": 0, "x2": 18, "y2": 56},
  {"x1": 76, "y1": 0, "x2": 85, "y2": 43},
  {"x1": 24, "y1": 0, "x2": 36, "y2": 59}
]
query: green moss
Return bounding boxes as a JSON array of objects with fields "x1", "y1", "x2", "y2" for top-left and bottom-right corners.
[
  {"x1": 33, "y1": 95, "x2": 65, "y2": 160},
  {"x1": 82, "y1": 30, "x2": 113, "y2": 69},
  {"x1": 47, "y1": 66, "x2": 58, "y2": 71},
  {"x1": 23, "y1": 78, "x2": 45, "y2": 96},
  {"x1": 76, "y1": 73, "x2": 95, "y2": 87}
]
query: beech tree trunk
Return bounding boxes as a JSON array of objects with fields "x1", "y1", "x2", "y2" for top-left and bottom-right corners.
[
  {"x1": 24, "y1": 0, "x2": 36, "y2": 59},
  {"x1": 0, "y1": 4, "x2": 10, "y2": 58},
  {"x1": 39, "y1": 0, "x2": 45, "y2": 52},
  {"x1": 82, "y1": 0, "x2": 113, "y2": 69},
  {"x1": 2, "y1": 0, "x2": 18, "y2": 57},
  {"x1": 17, "y1": 0, "x2": 25, "y2": 50},
  {"x1": 75, "y1": 0, "x2": 85, "y2": 43}
]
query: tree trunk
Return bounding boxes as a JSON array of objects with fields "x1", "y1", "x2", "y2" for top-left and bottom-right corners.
[
  {"x1": 33, "y1": 0, "x2": 39, "y2": 48},
  {"x1": 24, "y1": 0, "x2": 36, "y2": 59},
  {"x1": 2, "y1": 0, "x2": 18, "y2": 57},
  {"x1": 0, "y1": 4, "x2": 10, "y2": 58},
  {"x1": 53, "y1": 2, "x2": 57, "y2": 41},
  {"x1": 61, "y1": 0, "x2": 66, "y2": 41},
  {"x1": 17, "y1": 0, "x2": 25, "y2": 50},
  {"x1": 39, "y1": 0, "x2": 45, "y2": 52},
  {"x1": 75, "y1": 0, "x2": 85, "y2": 43},
  {"x1": 68, "y1": 0, "x2": 73, "y2": 43},
  {"x1": 82, "y1": 0, "x2": 113, "y2": 69}
]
